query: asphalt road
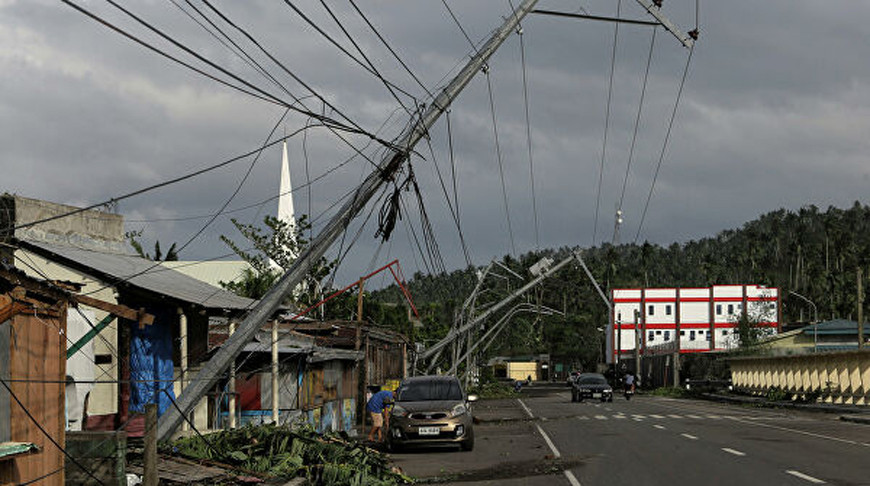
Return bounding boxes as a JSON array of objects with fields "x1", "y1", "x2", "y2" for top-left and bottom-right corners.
[{"x1": 393, "y1": 387, "x2": 870, "y2": 485}]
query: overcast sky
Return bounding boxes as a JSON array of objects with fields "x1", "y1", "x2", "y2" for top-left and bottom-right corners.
[{"x1": 3, "y1": 0, "x2": 869, "y2": 286}]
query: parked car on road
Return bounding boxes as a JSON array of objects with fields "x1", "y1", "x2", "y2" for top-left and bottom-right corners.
[
  {"x1": 571, "y1": 373, "x2": 613, "y2": 402},
  {"x1": 388, "y1": 375, "x2": 478, "y2": 451}
]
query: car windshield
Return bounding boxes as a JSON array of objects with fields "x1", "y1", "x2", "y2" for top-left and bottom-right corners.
[
  {"x1": 577, "y1": 376, "x2": 607, "y2": 385},
  {"x1": 397, "y1": 380, "x2": 463, "y2": 401}
]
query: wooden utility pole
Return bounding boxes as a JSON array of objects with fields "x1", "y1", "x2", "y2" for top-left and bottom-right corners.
[
  {"x1": 156, "y1": 0, "x2": 541, "y2": 441},
  {"x1": 355, "y1": 277, "x2": 365, "y2": 350},
  {"x1": 144, "y1": 403, "x2": 157, "y2": 486}
]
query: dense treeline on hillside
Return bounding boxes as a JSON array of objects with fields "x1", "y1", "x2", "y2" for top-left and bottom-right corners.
[{"x1": 370, "y1": 202, "x2": 870, "y2": 370}]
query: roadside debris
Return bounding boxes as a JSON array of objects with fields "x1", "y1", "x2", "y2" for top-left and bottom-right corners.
[{"x1": 164, "y1": 424, "x2": 413, "y2": 485}]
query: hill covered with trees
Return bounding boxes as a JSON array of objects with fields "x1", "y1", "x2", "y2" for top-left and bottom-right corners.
[{"x1": 372, "y1": 202, "x2": 870, "y2": 370}]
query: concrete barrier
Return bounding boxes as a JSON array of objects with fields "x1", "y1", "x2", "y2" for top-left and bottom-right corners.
[{"x1": 730, "y1": 350, "x2": 870, "y2": 406}]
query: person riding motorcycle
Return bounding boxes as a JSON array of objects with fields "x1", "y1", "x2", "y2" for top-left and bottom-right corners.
[{"x1": 623, "y1": 372, "x2": 636, "y2": 393}]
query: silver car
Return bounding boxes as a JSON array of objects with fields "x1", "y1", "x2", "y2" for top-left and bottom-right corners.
[{"x1": 387, "y1": 375, "x2": 478, "y2": 451}]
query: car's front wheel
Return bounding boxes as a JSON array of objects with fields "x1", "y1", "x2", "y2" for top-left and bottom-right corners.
[{"x1": 460, "y1": 436, "x2": 474, "y2": 451}]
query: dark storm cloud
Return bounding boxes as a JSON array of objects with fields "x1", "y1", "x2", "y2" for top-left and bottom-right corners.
[{"x1": 2, "y1": 0, "x2": 869, "y2": 283}]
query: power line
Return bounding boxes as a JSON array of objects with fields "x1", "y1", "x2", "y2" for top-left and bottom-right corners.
[
  {"x1": 170, "y1": 0, "x2": 279, "y2": 91},
  {"x1": 517, "y1": 25, "x2": 540, "y2": 250},
  {"x1": 200, "y1": 0, "x2": 400, "y2": 168},
  {"x1": 634, "y1": 45, "x2": 695, "y2": 244},
  {"x1": 279, "y1": 0, "x2": 417, "y2": 103},
  {"x1": 125, "y1": 107, "x2": 408, "y2": 226},
  {"x1": 440, "y1": 0, "x2": 479, "y2": 54},
  {"x1": 0, "y1": 376, "x2": 106, "y2": 485},
  {"x1": 347, "y1": 0, "x2": 435, "y2": 100},
  {"x1": 485, "y1": 71, "x2": 517, "y2": 256},
  {"x1": 613, "y1": 26, "x2": 657, "y2": 244},
  {"x1": 174, "y1": 0, "x2": 316, "y2": 106},
  {"x1": 4, "y1": 126, "x2": 316, "y2": 236},
  {"x1": 71, "y1": 108, "x2": 292, "y2": 299},
  {"x1": 592, "y1": 0, "x2": 622, "y2": 246},
  {"x1": 61, "y1": 0, "x2": 363, "y2": 138},
  {"x1": 317, "y1": 0, "x2": 415, "y2": 118},
  {"x1": 423, "y1": 132, "x2": 472, "y2": 267}
]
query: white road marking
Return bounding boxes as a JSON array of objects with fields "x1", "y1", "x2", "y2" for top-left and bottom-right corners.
[
  {"x1": 724, "y1": 416, "x2": 870, "y2": 448},
  {"x1": 706, "y1": 415, "x2": 722, "y2": 419},
  {"x1": 786, "y1": 470, "x2": 826, "y2": 484},
  {"x1": 577, "y1": 416, "x2": 589, "y2": 420},
  {"x1": 721, "y1": 448, "x2": 746, "y2": 456},
  {"x1": 517, "y1": 398, "x2": 534, "y2": 419},
  {"x1": 522, "y1": 403, "x2": 583, "y2": 486},
  {"x1": 564, "y1": 471, "x2": 582, "y2": 486},
  {"x1": 687, "y1": 414, "x2": 702, "y2": 419},
  {"x1": 613, "y1": 414, "x2": 627, "y2": 419},
  {"x1": 632, "y1": 418, "x2": 643, "y2": 422},
  {"x1": 681, "y1": 433, "x2": 699, "y2": 440},
  {"x1": 604, "y1": 407, "x2": 612, "y2": 412},
  {"x1": 632, "y1": 414, "x2": 646, "y2": 419},
  {"x1": 534, "y1": 423, "x2": 561, "y2": 458},
  {"x1": 668, "y1": 414, "x2": 683, "y2": 419},
  {"x1": 595, "y1": 415, "x2": 608, "y2": 420},
  {"x1": 653, "y1": 424, "x2": 666, "y2": 430},
  {"x1": 650, "y1": 414, "x2": 665, "y2": 419}
]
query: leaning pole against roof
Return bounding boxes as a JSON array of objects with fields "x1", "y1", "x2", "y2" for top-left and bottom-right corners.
[{"x1": 157, "y1": 0, "x2": 541, "y2": 442}]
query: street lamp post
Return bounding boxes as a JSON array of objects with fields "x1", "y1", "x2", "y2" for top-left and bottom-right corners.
[{"x1": 790, "y1": 291, "x2": 818, "y2": 352}]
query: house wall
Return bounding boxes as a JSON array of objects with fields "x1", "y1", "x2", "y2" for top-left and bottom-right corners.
[
  {"x1": 0, "y1": 310, "x2": 67, "y2": 485},
  {"x1": 300, "y1": 361, "x2": 358, "y2": 434},
  {"x1": 14, "y1": 249, "x2": 119, "y2": 415},
  {"x1": 506, "y1": 362, "x2": 538, "y2": 382}
]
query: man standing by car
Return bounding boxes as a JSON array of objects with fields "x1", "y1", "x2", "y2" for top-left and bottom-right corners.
[{"x1": 366, "y1": 389, "x2": 394, "y2": 443}]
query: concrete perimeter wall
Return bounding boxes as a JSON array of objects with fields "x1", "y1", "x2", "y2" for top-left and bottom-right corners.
[{"x1": 730, "y1": 350, "x2": 870, "y2": 405}]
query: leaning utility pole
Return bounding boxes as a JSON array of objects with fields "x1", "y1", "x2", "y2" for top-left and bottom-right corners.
[
  {"x1": 420, "y1": 252, "x2": 577, "y2": 365},
  {"x1": 157, "y1": 0, "x2": 540, "y2": 442}
]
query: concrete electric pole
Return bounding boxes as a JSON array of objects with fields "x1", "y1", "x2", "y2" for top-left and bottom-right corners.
[{"x1": 157, "y1": 0, "x2": 541, "y2": 442}]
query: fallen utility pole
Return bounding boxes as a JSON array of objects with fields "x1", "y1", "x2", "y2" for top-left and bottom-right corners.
[
  {"x1": 158, "y1": 0, "x2": 540, "y2": 442},
  {"x1": 419, "y1": 251, "x2": 579, "y2": 365}
]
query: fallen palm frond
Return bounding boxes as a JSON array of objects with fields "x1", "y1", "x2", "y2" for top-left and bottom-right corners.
[{"x1": 165, "y1": 424, "x2": 412, "y2": 485}]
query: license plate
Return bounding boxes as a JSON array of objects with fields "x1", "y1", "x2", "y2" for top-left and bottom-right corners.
[
  {"x1": 593, "y1": 393, "x2": 602, "y2": 398},
  {"x1": 418, "y1": 427, "x2": 440, "y2": 436}
]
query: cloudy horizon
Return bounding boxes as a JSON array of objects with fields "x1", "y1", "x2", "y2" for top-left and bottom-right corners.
[{"x1": 3, "y1": 0, "x2": 869, "y2": 287}]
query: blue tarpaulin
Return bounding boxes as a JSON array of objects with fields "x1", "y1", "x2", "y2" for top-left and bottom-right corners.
[{"x1": 130, "y1": 314, "x2": 175, "y2": 416}]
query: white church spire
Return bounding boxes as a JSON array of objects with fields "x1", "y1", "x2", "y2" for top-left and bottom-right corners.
[{"x1": 272, "y1": 140, "x2": 297, "y2": 270}]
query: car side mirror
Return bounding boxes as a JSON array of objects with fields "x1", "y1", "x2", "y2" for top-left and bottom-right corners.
[{"x1": 467, "y1": 394, "x2": 479, "y2": 402}]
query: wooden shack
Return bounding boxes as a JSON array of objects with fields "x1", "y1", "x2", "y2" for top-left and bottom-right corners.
[{"x1": 0, "y1": 267, "x2": 68, "y2": 485}]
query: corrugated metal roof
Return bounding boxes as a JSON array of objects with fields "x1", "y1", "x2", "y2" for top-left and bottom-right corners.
[
  {"x1": 801, "y1": 319, "x2": 870, "y2": 336},
  {"x1": 21, "y1": 240, "x2": 256, "y2": 311}
]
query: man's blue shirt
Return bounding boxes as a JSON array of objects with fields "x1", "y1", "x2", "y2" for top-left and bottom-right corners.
[{"x1": 367, "y1": 390, "x2": 394, "y2": 412}]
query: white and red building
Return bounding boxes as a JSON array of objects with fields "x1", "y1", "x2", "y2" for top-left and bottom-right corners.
[{"x1": 607, "y1": 285, "x2": 780, "y2": 363}]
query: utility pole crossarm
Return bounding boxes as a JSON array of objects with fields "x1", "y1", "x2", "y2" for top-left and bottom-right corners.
[
  {"x1": 157, "y1": 0, "x2": 540, "y2": 443},
  {"x1": 634, "y1": 0, "x2": 695, "y2": 48}
]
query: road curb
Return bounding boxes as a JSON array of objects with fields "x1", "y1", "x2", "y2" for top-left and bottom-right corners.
[
  {"x1": 839, "y1": 415, "x2": 870, "y2": 425},
  {"x1": 699, "y1": 393, "x2": 870, "y2": 415}
]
